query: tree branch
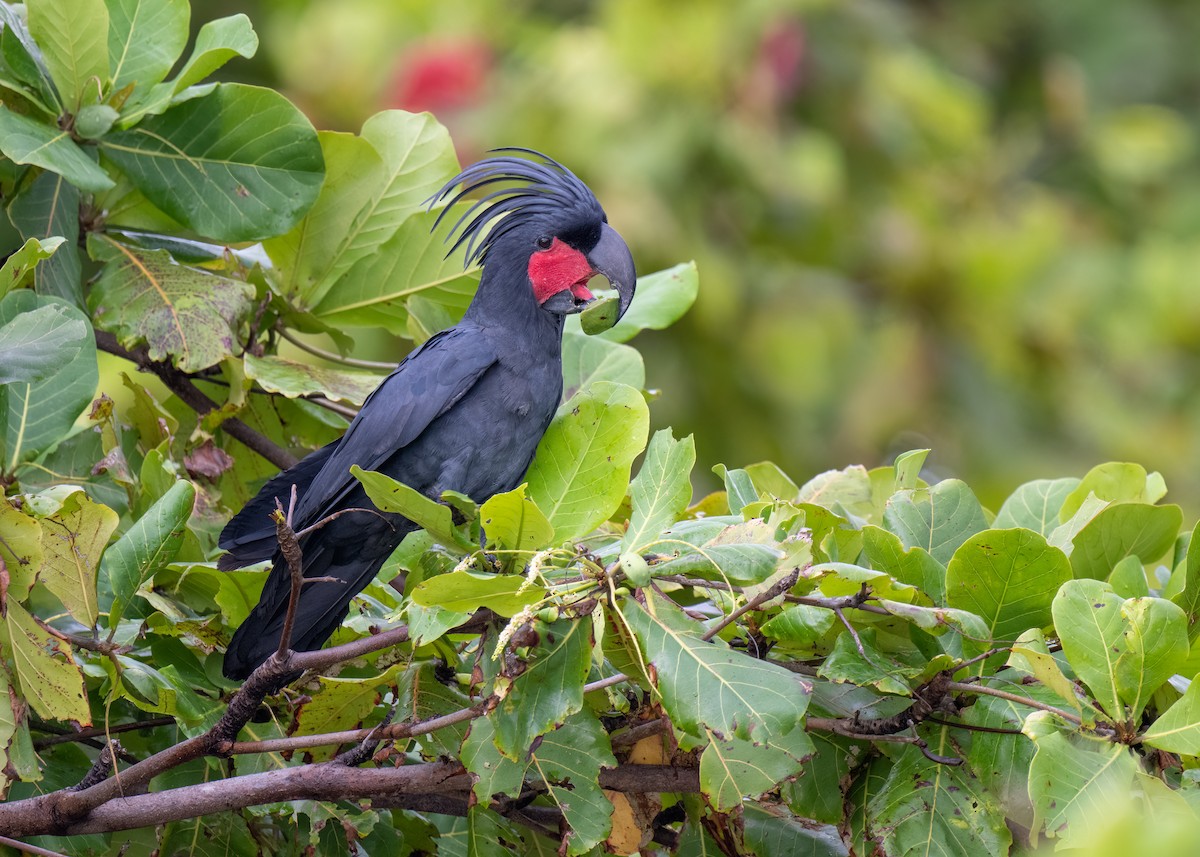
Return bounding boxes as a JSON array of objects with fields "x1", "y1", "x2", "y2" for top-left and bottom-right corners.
[{"x1": 94, "y1": 329, "x2": 298, "y2": 470}]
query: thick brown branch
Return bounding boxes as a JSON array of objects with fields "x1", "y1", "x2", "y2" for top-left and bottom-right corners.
[{"x1": 94, "y1": 329, "x2": 297, "y2": 470}]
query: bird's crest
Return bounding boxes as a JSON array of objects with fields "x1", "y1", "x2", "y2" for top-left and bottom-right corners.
[{"x1": 428, "y1": 147, "x2": 605, "y2": 267}]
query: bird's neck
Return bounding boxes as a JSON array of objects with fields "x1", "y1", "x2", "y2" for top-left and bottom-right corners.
[{"x1": 462, "y1": 267, "x2": 565, "y2": 351}]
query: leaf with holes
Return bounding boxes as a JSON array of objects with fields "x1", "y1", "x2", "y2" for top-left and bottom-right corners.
[
  {"x1": 87, "y1": 235, "x2": 254, "y2": 372},
  {"x1": 0, "y1": 601, "x2": 91, "y2": 724}
]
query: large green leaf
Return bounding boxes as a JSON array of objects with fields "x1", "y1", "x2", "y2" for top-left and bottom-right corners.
[
  {"x1": 350, "y1": 465, "x2": 473, "y2": 551},
  {"x1": 867, "y1": 737, "x2": 1011, "y2": 857},
  {"x1": 883, "y1": 478, "x2": 988, "y2": 565},
  {"x1": 861, "y1": 524, "x2": 947, "y2": 604},
  {"x1": 0, "y1": 107, "x2": 113, "y2": 191},
  {"x1": 409, "y1": 570, "x2": 544, "y2": 618},
  {"x1": 0, "y1": 292, "x2": 97, "y2": 469},
  {"x1": 945, "y1": 528, "x2": 1071, "y2": 644},
  {"x1": 993, "y1": 477, "x2": 1080, "y2": 535},
  {"x1": 743, "y1": 804, "x2": 847, "y2": 857},
  {"x1": 7, "y1": 171, "x2": 82, "y2": 306},
  {"x1": 310, "y1": 207, "x2": 478, "y2": 330},
  {"x1": 1069, "y1": 502, "x2": 1182, "y2": 580},
  {"x1": 566, "y1": 261, "x2": 699, "y2": 343},
  {"x1": 1170, "y1": 521, "x2": 1200, "y2": 639},
  {"x1": 87, "y1": 234, "x2": 254, "y2": 372},
  {"x1": 244, "y1": 352, "x2": 381, "y2": 407},
  {"x1": 526, "y1": 381, "x2": 649, "y2": 543},
  {"x1": 1060, "y1": 462, "x2": 1164, "y2": 520},
  {"x1": 492, "y1": 618, "x2": 592, "y2": 758},
  {"x1": 1052, "y1": 579, "x2": 1188, "y2": 718},
  {"x1": 1143, "y1": 673, "x2": 1200, "y2": 754},
  {"x1": 103, "y1": 478, "x2": 195, "y2": 629},
  {"x1": 623, "y1": 429, "x2": 695, "y2": 553},
  {"x1": 101, "y1": 83, "x2": 324, "y2": 242},
  {"x1": 38, "y1": 490, "x2": 119, "y2": 627},
  {"x1": 1025, "y1": 717, "x2": 1138, "y2": 845},
  {"x1": 560, "y1": 330, "x2": 645, "y2": 401},
  {"x1": 26, "y1": 0, "x2": 108, "y2": 109},
  {"x1": 0, "y1": 600, "x2": 91, "y2": 724},
  {"x1": 701, "y1": 722, "x2": 814, "y2": 811},
  {"x1": 0, "y1": 298, "x2": 86, "y2": 385},
  {"x1": 292, "y1": 665, "x2": 402, "y2": 762},
  {"x1": 105, "y1": 0, "x2": 189, "y2": 95},
  {"x1": 264, "y1": 130, "x2": 386, "y2": 301},
  {"x1": 623, "y1": 588, "x2": 810, "y2": 746},
  {"x1": 299, "y1": 110, "x2": 460, "y2": 309},
  {"x1": 479, "y1": 484, "x2": 554, "y2": 554}
]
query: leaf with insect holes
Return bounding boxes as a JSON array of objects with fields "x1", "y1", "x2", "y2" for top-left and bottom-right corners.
[{"x1": 87, "y1": 234, "x2": 254, "y2": 372}]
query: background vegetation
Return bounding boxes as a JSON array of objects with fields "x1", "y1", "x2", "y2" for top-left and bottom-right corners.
[{"x1": 209, "y1": 0, "x2": 1200, "y2": 509}]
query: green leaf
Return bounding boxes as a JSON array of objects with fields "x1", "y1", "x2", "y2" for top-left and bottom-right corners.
[
  {"x1": 883, "y1": 478, "x2": 988, "y2": 565},
  {"x1": 1053, "y1": 579, "x2": 1188, "y2": 718},
  {"x1": 1171, "y1": 521, "x2": 1200, "y2": 639},
  {"x1": 168, "y1": 13, "x2": 257, "y2": 93},
  {"x1": 744, "y1": 460, "x2": 800, "y2": 502},
  {"x1": 623, "y1": 429, "x2": 695, "y2": 553},
  {"x1": 87, "y1": 234, "x2": 254, "y2": 372},
  {"x1": 1143, "y1": 673, "x2": 1200, "y2": 754},
  {"x1": 309, "y1": 207, "x2": 478, "y2": 331},
  {"x1": 1008, "y1": 629, "x2": 1085, "y2": 714},
  {"x1": 566, "y1": 262, "x2": 699, "y2": 343},
  {"x1": 819, "y1": 626, "x2": 914, "y2": 697},
  {"x1": 0, "y1": 299, "x2": 86, "y2": 385},
  {"x1": 945, "y1": 528, "x2": 1072, "y2": 644},
  {"x1": 1109, "y1": 554, "x2": 1150, "y2": 599},
  {"x1": 409, "y1": 570, "x2": 544, "y2": 617},
  {"x1": 560, "y1": 330, "x2": 645, "y2": 401},
  {"x1": 781, "y1": 732, "x2": 859, "y2": 825},
  {"x1": 102, "y1": 479, "x2": 194, "y2": 629},
  {"x1": 1060, "y1": 462, "x2": 1164, "y2": 520},
  {"x1": 0, "y1": 502, "x2": 42, "y2": 602},
  {"x1": 0, "y1": 235, "x2": 64, "y2": 299},
  {"x1": 26, "y1": 0, "x2": 109, "y2": 109},
  {"x1": 0, "y1": 107, "x2": 114, "y2": 191},
  {"x1": 293, "y1": 666, "x2": 401, "y2": 762},
  {"x1": 1069, "y1": 502, "x2": 1182, "y2": 580},
  {"x1": 578, "y1": 294, "x2": 621, "y2": 334},
  {"x1": 244, "y1": 352, "x2": 381, "y2": 407},
  {"x1": 105, "y1": 0, "x2": 189, "y2": 95},
  {"x1": 652, "y1": 543, "x2": 784, "y2": 585},
  {"x1": 7, "y1": 171, "x2": 82, "y2": 306},
  {"x1": 1025, "y1": 720, "x2": 1138, "y2": 844},
  {"x1": 350, "y1": 465, "x2": 473, "y2": 551},
  {"x1": 743, "y1": 804, "x2": 847, "y2": 857},
  {"x1": 263, "y1": 130, "x2": 385, "y2": 301},
  {"x1": 101, "y1": 83, "x2": 324, "y2": 242},
  {"x1": 761, "y1": 604, "x2": 836, "y2": 648},
  {"x1": 0, "y1": 600, "x2": 91, "y2": 724},
  {"x1": 493, "y1": 618, "x2": 592, "y2": 758},
  {"x1": 38, "y1": 490, "x2": 119, "y2": 627},
  {"x1": 797, "y1": 464, "x2": 872, "y2": 514},
  {"x1": 700, "y1": 722, "x2": 814, "y2": 812},
  {"x1": 480, "y1": 484, "x2": 554, "y2": 554},
  {"x1": 300, "y1": 110, "x2": 460, "y2": 310},
  {"x1": 526, "y1": 381, "x2": 649, "y2": 543},
  {"x1": 861, "y1": 524, "x2": 947, "y2": 604},
  {"x1": 0, "y1": 5, "x2": 57, "y2": 112},
  {"x1": 993, "y1": 477, "x2": 1080, "y2": 535},
  {"x1": 714, "y1": 463, "x2": 758, "y2": 514},
  {"x1": 623, "y1": 588, "x2": 811, "y2": 745},
  {"x1": 868, "y1": 738, "x2": 1011, "y2": 857}
]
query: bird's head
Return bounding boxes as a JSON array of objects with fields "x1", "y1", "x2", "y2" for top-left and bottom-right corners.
[{"x1": 430, "y1": 148, "x2": 636, "y2": 326}]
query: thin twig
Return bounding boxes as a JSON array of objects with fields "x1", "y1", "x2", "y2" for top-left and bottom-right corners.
[
  {"x1": 32, "y1": 717, "x2": 176, "y2": 750},
  {"x1": 945, "y1": 680, "x2": 1083, "y2": 726},
  {"x1": 700, "y1": 568, "x2": 800, "y2": 642},
  {"x1": 272, "y1": 487, "x2": 305, "y2": 661},
  {"x1": 275, "y1": 325, "x2": 398, "y2": 371},
  {"x1": 0, "y1": 834, "x2": 72, "y2": 857},
  {"x1": 94, "y1": 330, "x2": 298, "y2": 470}
]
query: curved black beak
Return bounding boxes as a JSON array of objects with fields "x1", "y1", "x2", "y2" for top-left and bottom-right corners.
[{"x1": 586, "y1": 223, "x2": 637, "y2": 322}]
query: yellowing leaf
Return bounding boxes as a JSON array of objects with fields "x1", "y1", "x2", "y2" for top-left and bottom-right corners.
[
  {"x1": 39, "y1": 492, "x2": 119, "y2": 628},
  {"x1": 0, "y1": 601, "x2": 90, "y2": 724}
]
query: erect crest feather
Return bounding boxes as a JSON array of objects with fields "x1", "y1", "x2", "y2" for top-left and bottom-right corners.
[{"x1": 428, "y1": 147, "x2": 605, "y2": 267}]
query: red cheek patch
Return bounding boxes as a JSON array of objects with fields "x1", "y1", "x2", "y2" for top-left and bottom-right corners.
[{"x1": 528, "y1": 238, "x2": 594, "y2": 304}]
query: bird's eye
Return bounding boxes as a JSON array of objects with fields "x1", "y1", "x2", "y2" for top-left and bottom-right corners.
[{"x1": 535, "y1": 235, "x2": 553, "y2": 250}]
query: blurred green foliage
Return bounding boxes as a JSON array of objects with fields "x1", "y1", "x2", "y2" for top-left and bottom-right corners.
[{"x1": 235, "y1": 0, "x2": 1200, "y2": 508}]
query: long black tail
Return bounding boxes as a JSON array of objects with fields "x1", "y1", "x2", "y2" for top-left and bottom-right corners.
[{"x1": 221, "y1": 546, "x2": 391, "y2": 681}]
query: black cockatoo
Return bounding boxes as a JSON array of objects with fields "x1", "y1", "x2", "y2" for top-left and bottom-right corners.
[{"x1": 218, "y1": 149, "x2": 636, "y2": 681}]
